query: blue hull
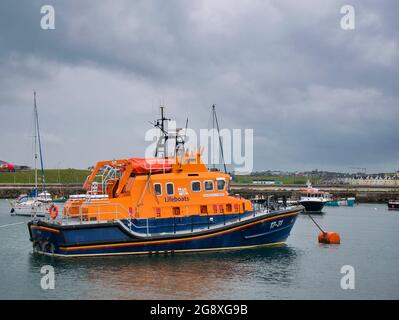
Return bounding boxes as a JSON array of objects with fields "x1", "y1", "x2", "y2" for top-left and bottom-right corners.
[
  {"x1": 28, "y1": 208, "x2": 301, "y2": 257},
  {"x1": 299, "y1": 201, "x2": 325, "y2": 213}
]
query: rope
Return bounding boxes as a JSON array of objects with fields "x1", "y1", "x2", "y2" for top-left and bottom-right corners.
[
  {"x1": 307, "y1": 213, "x2": 326, "y2": 234},
  {"x1": 0, "y1": 221, "x2": 28, "y2": 229}
]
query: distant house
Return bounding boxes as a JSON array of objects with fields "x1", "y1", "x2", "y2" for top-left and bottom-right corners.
[{"x1": 343, "y1": 173, "x2": 399, "y2": 186}]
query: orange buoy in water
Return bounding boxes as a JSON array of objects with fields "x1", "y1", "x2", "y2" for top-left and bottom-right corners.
[{"x1": 318, "y1": 232, "x2": 341, "y2": 244}]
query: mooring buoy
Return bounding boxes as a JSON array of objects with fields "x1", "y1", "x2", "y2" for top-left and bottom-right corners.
[
  {"x1": 318, "y1": 231, "x2": 341, "y2": 244},
  {"x1": 307, "y1": 213, "x2": 341, "y2": 245}
]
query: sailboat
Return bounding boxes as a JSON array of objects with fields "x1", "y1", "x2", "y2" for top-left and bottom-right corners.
[{"x1": 10, "y1": 92, "x2": 52, "y2": 217}]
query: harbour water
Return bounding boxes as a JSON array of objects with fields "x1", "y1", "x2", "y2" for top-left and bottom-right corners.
[{"x1": 0, "y1": 199, "x2": 398, "y2": 300}]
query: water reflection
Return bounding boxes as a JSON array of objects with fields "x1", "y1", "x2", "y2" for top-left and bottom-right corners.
[{"x1": 28, "y1": 245, "x2": 301, "y2": 299}]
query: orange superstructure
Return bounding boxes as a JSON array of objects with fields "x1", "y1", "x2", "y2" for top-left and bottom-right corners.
[{"x1": 64, "y1": 151, "x2": 252, "y2": 222}]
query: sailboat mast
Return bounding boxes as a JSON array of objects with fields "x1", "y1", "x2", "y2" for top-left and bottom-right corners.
[
  {"x1": 33, "y1": 92, "x2": 38, "y2": 198},
  {"x1": 34, "y1": 92, "x2": 46, "y2": 193}
]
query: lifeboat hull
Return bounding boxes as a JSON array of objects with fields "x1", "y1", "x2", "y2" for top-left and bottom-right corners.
[{"x1": 27, "y1": 207, "x2": 302, "y2": 257}]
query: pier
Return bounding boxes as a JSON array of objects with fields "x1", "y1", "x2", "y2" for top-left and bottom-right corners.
[
  {"x1": 0, "y1": 183, "x2": 84, "y2": 199},
  {"x1": 0, "y1": 183, "x2": 398, "y2": 203},
  {"x1": 230, "y1": 184, "x2": 399, "y2": 203}
]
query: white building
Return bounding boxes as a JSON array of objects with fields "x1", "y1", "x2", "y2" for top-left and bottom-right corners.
[{"x1": 344, "y1": 173, "x2": 399, "y2": 186}]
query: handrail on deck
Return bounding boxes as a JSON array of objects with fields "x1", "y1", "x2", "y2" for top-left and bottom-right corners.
[{"x1": 37, "y1": 200, "x2": 288, "y2": 237}]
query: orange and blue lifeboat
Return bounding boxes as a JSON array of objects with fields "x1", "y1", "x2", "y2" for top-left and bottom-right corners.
[{"x1": 28, "y1": 153, "x2": 303, "y2": 257}]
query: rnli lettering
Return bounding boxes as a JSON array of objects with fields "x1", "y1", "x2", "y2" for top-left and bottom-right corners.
[
  {"x1": 165, "y1": 196, "x2": 189, "y2": 202},
  {"x1": 270, "y1": 220, "x2": 283, "y2": 229},
  {"x1": 177, "y1": 187, "x2": 188, "y2": 196}
]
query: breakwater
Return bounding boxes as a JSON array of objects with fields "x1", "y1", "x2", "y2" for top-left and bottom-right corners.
[
  {"x1": 230, "y1": 184, "x2": 399, "y2": 203},
  {"x1": 0, "y1": 183, "x2": 84, "y2": 199},
  {"x1": 1, "y1": 183, "x2": 398, "y2": 203}
]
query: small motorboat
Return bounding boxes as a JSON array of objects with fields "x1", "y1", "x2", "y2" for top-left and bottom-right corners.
[
  {"x1": 326, "y1": 196, "x2": 356, "y2": 207},
  {"x1": 388, "y1": 200, "x2": 399, "y2": 211},
  {"x1": 298, "y1": 181, "x2": 330, "y2": 213},
  {"x1": 51, "y1": 196, "x2": 69, "y2": 203}
]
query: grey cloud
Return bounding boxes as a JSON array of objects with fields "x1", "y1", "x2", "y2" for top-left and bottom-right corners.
[{"x1": 0, "y1": 0, "x2": 398, "y2": 172}]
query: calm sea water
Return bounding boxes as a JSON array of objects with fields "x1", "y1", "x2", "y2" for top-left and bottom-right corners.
[{"x1": 0, "y1": 199, "x2": 398, "y2": 300}]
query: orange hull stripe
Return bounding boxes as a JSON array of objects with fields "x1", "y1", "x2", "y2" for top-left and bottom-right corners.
[
  {"x1": 31, "y1": 225, "x2": 61, "y2": 234},
  {"x1": 60, "y1": 211, "x2": 300, "y2": 251}
]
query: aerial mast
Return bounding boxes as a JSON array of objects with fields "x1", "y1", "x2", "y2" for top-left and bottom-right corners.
[
  {"x1": 212, "y1": 105, "x2": 227, "y2": 174},
  {"x1": 154, "y1": 106, "x2": 171, "y2": 158}
]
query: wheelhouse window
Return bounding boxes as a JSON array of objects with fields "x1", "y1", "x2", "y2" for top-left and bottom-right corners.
[
  {"x1": 154, "y1": 183, "x2": 162, "y2": 196},
  {"x1": 191, "y1": 181, "x2": 201, "y2": 192},
  {"x1": 166, "y1": 183, "x2": 174, "y2": 196},
  {"x1": 216, "y1": 179, "x2": 226, "y2": 191},
  {"x1": 204, "y1": 180, "x2": 214, "y2": 191}
]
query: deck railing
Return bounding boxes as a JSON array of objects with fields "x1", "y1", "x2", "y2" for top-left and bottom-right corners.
[{"x1": 36, "y1": 201, "x2": 293, "y2": 236}]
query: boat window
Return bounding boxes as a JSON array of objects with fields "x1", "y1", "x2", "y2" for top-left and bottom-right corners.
[
  {"x1": 154, "y1": 183, "x2": 162, "y2": 196},
  {"x1": 166, "y1": 183, "x2": 174, "y2": 196},
  {"x1": 200, "y1": 205, "x2": 208, "y2": 214},
  {"x1": 204, "y1": 180, "x2": 214, "y2": 191},
  {"x1": 191, "y1": 181, "x2": 201, "y2": 192},
  {"x1": 216, "y1": 179, "x2": 226, "y2": 191}
]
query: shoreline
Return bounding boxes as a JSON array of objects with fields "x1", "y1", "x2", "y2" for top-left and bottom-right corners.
[
  {"x1": 230, "y1": 184, "x2": 399, "y2": 204},
  {"x1": 0, "y1": 183, "x2": 398, "y2": 203},
  {"x1": 0, "y1": 183, "x2": 84, "y2": 199}
]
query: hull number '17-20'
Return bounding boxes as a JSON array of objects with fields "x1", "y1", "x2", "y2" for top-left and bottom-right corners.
[{"x1": 270, "y1": 220, "x2": 283, "y2": 229}]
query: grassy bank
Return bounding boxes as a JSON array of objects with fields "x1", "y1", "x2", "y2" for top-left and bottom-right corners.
[
  {"x1": 0, "y1": 169, "x2": 90, "y2": 184},
  {"x1": 1, "y1": 170, "x2": 319, "y2": 185}
]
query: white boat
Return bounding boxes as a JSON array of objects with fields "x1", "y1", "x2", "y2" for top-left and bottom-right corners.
[
  {"x1": 11, "y1": 199, "x2": 51, "y2": 217},
  {"x1": 38, "y1": 191, "x2": 52, "y2": 201},
  {"x1": 298, "y1": 180, "x2": 331, "y2": 213},
  {"x1": 10, "y1": 92, "x2": 52, "y2": 217}
]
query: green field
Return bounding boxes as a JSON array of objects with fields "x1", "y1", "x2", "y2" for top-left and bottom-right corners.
[
  {"x1": 1, "y1": 170, "x2": 319, "y2": 186},
  {"x1": 232, "y1": 175, "x2": 319, "y2": 185},
  {"x1": 0, "y1": 169, "x2": 91, "y2": 184}
]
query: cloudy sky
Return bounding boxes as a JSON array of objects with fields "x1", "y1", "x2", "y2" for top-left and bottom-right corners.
[{"x1": 0, "y1": 0, "x2": 398, "y2": 172}]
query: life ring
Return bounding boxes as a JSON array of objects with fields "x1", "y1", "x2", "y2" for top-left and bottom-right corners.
[{"x1": 49, "y1": 204, "x2": 59, "y2": 219}]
